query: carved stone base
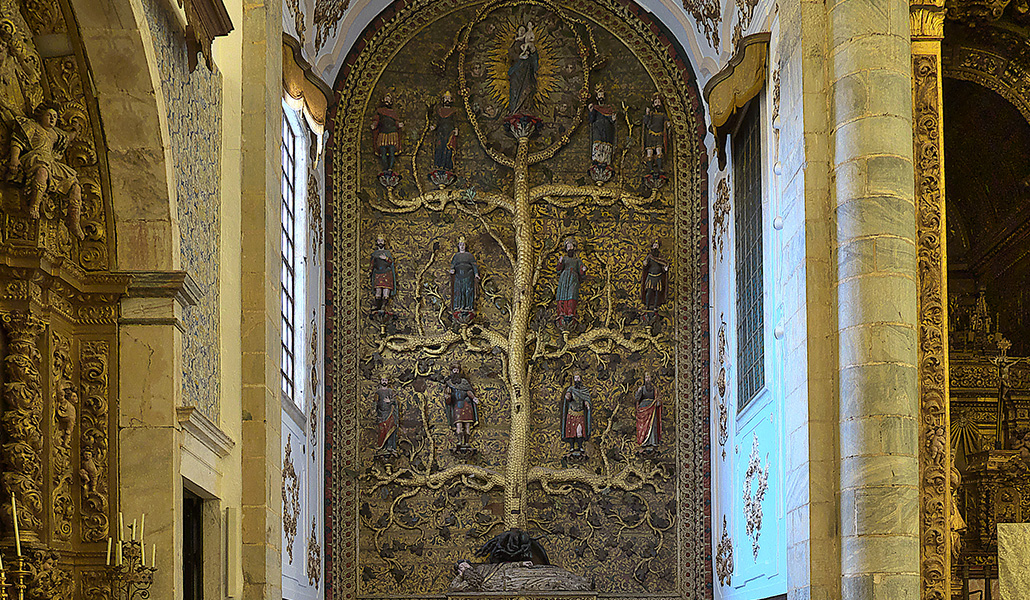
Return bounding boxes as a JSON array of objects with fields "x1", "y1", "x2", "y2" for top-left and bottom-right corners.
[{"x1": 449, "y1": 561, "x2": 593, "y2": 593}]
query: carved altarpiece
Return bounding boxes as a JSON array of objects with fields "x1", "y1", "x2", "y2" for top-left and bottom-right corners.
[
  {"x1": 0, "y1": 0, "x2": 136, "y2": 598},
  {"x1": 324, "y1": 0, "x2": 710, "y2": 598}
]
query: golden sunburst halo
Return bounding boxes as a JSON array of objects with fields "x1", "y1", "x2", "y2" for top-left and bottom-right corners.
[{"x1": 484, "y1": 18, "x2": 561, "y2": 113}]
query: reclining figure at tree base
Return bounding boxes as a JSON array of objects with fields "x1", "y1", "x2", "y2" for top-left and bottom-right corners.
[
  {"x1": 449, "y1": 560, "x2": 592, "y2": 593},
  {"x1": 449, "y1": 530, "x2": 591, "y2": 592}
]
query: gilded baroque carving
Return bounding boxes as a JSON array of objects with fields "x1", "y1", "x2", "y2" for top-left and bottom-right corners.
[
  {"x1": 0, "y1": 4, "x2": 111, "y2": 272},
  {"x1": 717, "y1": 315, "x2": 729, "y2": 458},
  {"x1": 945, "y1": 0, "x2": 1011, "y2": 25},
  {"x1": 285, "y1": 0, "x2": 306, "y2": 47},
  {"x1": 742, "y1": 433, "x2": 768, "y2": 560},
  {"x1": 309, "y1": 314, "x2": 319, "y2": 444},
  {"x1": 50, "y1": 330, "x2": 73, "y2": 540},
  {"x1": 307, "y1": 170, "x2": 323, "y2": 254},
  {"x1": 328, "y1": 0, "x2": 709, "y2": 594},
  {"x1": 0, "y1": 311, "x2": 46, "y2": 542},
  {"x1": 913, "y1": 53, "x2": 950, "y2": 600},
  {"x1": 712, "y1": 179, "x2": 730, "y2": 262},
  {"x1": 282, "y1": 433, "x2": 300, "y2": 564},
  {"x1": 715, "y1": 515, "x2": 733, "y2": 586},
  {"x1": 731, "y1": 0, "x2": 759, "y2": 50},
  {"x1": 307, "y1": 515, "x2": 321, "y2": 588},
  {"x1": 313, "y1": 0, "x2": 350, "y2": 52},
  {"x1": 683, "y1": 0, "x2": 722, "y2": 50},
  {"x1": 79, "y1": 340, "x2": 110, "y2": 542},
  {"x1": 26, "y1": 548, "x2": 73, "y2": 600},
  {"x1": 911, "y1": 6, "x2": 946, "y2": 40}
]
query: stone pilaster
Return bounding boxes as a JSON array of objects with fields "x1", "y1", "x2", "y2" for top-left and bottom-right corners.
[
  {"x1": 831, "y1": 0, "x2": 921, "y2": 597},
  {"x1": 239, "y1": 1, "x2": 284, "y2": 600},
  {"x1": 910, "y1": 4, "x2": 950, "y2": 600}
]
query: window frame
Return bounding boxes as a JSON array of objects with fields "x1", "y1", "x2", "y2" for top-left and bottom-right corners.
[{"x1": 281, "y1": 104, "x2": 307, "y2": 412}]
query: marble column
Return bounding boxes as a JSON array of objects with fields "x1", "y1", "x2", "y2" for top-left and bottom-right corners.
[{"x1": 831, "y1": 0, "x2": 920, "y2": 596}]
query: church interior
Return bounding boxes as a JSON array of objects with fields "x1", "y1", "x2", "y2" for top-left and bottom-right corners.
[{"x1": 0, "y1": 0, "x2": 1025, "y2": 598}]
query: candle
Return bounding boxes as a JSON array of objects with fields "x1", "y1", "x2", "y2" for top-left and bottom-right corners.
[
  {"x1": 140, "y1": 514, "x2": 145, "y2": 546},
  {"x1": 131, "y1": 519, "x2": 136, "y2": 541},
  {"x1": 151, "y1": 544, "x2": 156, "y2": 569},
  {"x1": 141, "y1": 542, "x2": 145, "y2": 567},
  {"x1": 11, "y1": 493, "x2": 20, "y2": 557},
  {"x1": 116, "y1": 541, "x2": 122, "y2": 566},
  {"x1": 119, "y1": 512, "x2": 124, "y2": 541},
  {"x1": 106, "y1": 538, "x2": 112, "y2": 565}
]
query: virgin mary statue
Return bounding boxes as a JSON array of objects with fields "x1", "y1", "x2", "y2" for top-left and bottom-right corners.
[{"x1": 507, "y1": 22, "x2": 538, "y2": 116}]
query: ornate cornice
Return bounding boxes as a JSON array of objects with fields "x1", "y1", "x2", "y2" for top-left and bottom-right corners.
[
  {"x1": 178, "y1": 0, "x2": 234, "y2": 71},
  {"x1": 911, "y1": 4, "x2": 947, "y2": 40}
]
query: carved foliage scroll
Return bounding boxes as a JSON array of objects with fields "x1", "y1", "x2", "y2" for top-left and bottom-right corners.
[
  {"x1": 715, "y1": 515, "x2": 733, "y2": 586},
  {"x1": 913, "y1": 52, "x2": 950, "y2": 600},
  {"x1": 79, "y1": 341, "x2": 109, "y2": 542},
  {"x1": 0, "y1": 311, "x2": 46, "y2": 541},
  {"x1": 742, "y1": 434, "x2": 768, "y2": 560},
  {"x1": 50, "y1": 330, "x2": 73, "y2": 540},
  {"x1": 282, "y1": 433, "x2": 300, "y2": 564}
]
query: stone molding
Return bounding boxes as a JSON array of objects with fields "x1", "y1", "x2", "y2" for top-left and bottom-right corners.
[{"x1": 176, "y1": 405, "x2": 235, "y2": 459}]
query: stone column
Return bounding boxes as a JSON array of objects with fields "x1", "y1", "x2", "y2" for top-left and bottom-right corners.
[
  {"x1": 239, "y1": 1, "x2": 283, "y2": 600},
  {"x1": 830, "y1": 0, "x2": 920, "y2": 597},
  {"x1": 910, "y1": 4, "x2": 950, "y2": 599}
]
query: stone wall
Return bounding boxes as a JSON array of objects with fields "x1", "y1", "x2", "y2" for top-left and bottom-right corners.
[{"x1": 142, "y1": 0, "x2": 224, "y2": 420}]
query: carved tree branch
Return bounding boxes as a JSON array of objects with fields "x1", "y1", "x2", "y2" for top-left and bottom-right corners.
[{"x1": 531, "y1": 183, "x2": 662, "y2": 213}]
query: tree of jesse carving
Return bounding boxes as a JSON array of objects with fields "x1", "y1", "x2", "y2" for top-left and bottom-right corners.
[{"x1": 366, "y1": 0, "x2": 670, "y2": 531}]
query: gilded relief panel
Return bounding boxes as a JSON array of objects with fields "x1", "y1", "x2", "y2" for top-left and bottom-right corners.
[{"x1": 326, "y1": 0, "x2": 709, "y2": 598}]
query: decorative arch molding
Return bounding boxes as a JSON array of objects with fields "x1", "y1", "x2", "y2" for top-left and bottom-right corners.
[
  {"x1": 323, "y1": 0, "x2": 711, "y2": 598},
  {"x1": 942, "y1": 25, "x2": 1030, "y2": 127}
]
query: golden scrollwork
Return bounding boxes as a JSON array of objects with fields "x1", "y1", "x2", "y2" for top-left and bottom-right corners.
[
  {"x1": 26, "y1": 547, "x2": 73, "y2": 600},
  {"x1": 715, "y1": 515, "x2": 733, "y2": 586},
  {"x1": 712, "y1": 179, "x2": 730, "y2": 262},
  {"x1": 0, "y1": 311, "x2": 46, "y2": 543},
  {"x1": 79, "y1": 340, "x2": 109, "y2": 542},
  {"x1": 913, "y1": 52, "x2": 950, "y2": 600},
  {"x1": 307, "y1": 514, "x2": 321, "y2": 588},
  {"x1": 50, "y1": 330, "x2": 73, "y2": 541},
  {"x1": 742, "y1": 433, "x2": 768, "y2": 560},
  {"x1": 283, "y1": 433, "x2": 301, "y2": 564},
  {"x1": 911, "y1": 6, "x2": 946, "y2": 40}
]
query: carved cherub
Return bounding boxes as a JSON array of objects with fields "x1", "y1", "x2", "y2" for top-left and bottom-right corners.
[
  {"x1": 79, "y1": 448, "x2": 97, "y2": 495},
  {"x1": 55, "y1": 385, "x2": 76, "y2": 449},
  {"x1": 5, "y1": 102, "x2": 84, "y2": 239}
]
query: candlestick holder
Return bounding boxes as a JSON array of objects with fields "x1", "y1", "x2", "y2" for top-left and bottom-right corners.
[
  {"x1": 101, "y1": 541, "x2": 156, "y2": 600},
  {"x1": 9, "y1": 555, "x2": 28, "y2": 600}
]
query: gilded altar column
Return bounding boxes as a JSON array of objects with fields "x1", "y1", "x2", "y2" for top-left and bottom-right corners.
[
  {"x1": 910, "y1": 4, "x2": 951, "y2": 600},
  {"x1": 831, "y1": 0, "x2": 921, "y2": 596},
  {"x1": 0, "y1": 311, "x2": 47, "y2": 547}
]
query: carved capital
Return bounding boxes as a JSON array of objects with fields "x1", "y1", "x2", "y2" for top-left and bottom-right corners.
[{"x1": 911, "y1": 5, "x2": 947, "y2": 40}]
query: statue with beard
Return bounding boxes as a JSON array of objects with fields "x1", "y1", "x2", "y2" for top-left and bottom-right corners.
[
  {"x1": 370, "y1": 93, "x2": 403, "y2": 173},
  {"x1": 555, "y1": 238, "x2": 585, "y2": 328},
  {"x1": 560, "y1": 373, "x2": 592, "y2": 458},
  {"x1": 588, "y1": 84, "x2": 616, "y2": 168},
  {"x1": 640, "y1": 239, "x2": 669, "y2": 313},
  {"x1": 443, "y1": 364, "x2": 479, "y2": 449},
  {"x1": 370, "y1": 235, "x2": 396, "y2": 312},
  {"x1": 430, "y1": 91, "x2": 458, "y2": 172},
  {"x1": 643, "y1": 93, "x2": 669, "y2": 174}
]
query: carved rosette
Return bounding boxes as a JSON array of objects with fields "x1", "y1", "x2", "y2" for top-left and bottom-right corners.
[
  {"x1": 715, "y1": 515, "x2": 733, "y2": 586},
  {"x1": 50, "y1": 330, "x2": 73, "y2": 540},
  {"x1": 0, "y1": 311, "x2": 46, "y2": 543},
  {"x1": 282, "y1": 433, "x2": 300, "y2": 563},
  {"x1": 79, "y1": 341, "x2": 110, "y2": 542},
  {"x1": 913, "y1": 52, "x2": 950, "y2": 600},
  {"x1": 742, "y1": 434, "x2": 768, "y2": 560}
]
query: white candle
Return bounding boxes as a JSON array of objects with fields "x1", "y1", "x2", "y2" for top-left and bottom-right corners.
[
  {"x1": 131, "y1": 519, "x2": 136, "y2": 541},
  {"x1": 118, "y1": 512, "x2": 124, "y2": 541},
  {"x1": 11, "y1": 494, "x2": 20, "y2": 556},
  {"x1": 106, "y1": 537, "x2": 112, "y2": 565},
  {"x1": 151, "y1": 544, "x2": 156, "y2": 569},
  {"x1": 116, "y1": 541, "x2": 122, "y2": 566},
  {"x1": 140, "y1": 514, "x2": 145, "y2": 546}
]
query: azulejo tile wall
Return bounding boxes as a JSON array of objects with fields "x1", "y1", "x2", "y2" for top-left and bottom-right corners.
[{"x1": 143, "y1": 0, "x2": 224, "y2": 420}]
